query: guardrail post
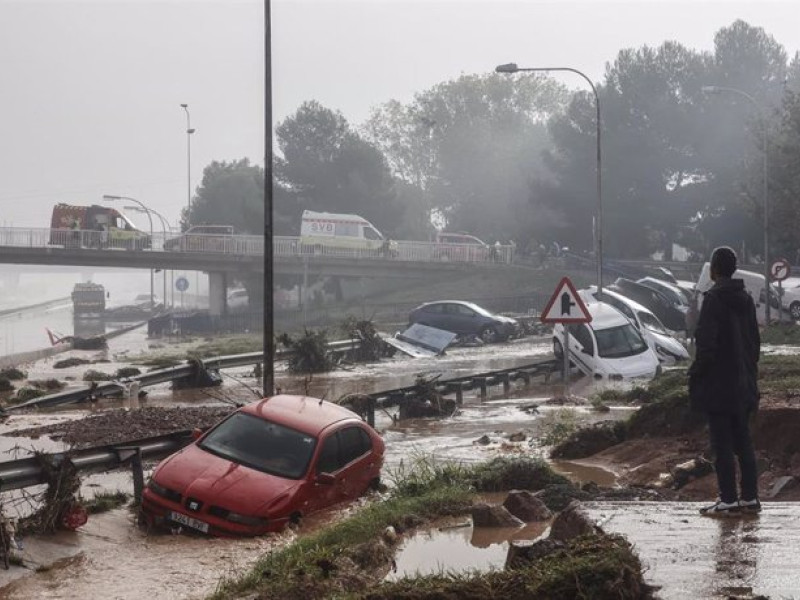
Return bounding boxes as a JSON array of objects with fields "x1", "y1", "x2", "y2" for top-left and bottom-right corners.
[
  {"x1": 130, "y1": 448, "x2": 144, "y2": 505},
  {"x1": 475, "y1": 378, "x2": 487, "y2": 400},
  {"x1": 501, "y1": 373, "x2": 511, "y2": 395},
  {"x1": 366, "y1": 397, "x2": 376, "y2": 428}
]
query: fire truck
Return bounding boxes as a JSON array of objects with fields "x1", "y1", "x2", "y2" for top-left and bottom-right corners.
[{"x1": 49, "y1": 203, "x2": 151, "y2": 249}]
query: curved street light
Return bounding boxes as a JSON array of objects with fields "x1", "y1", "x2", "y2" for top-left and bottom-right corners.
[
  {"x1": 125, "y1": 204, "x2": 173, "y2": 309},
  {"x1": 701, "y1": 85, "x2": 771, "y2": 323},
  {"x1": 102, "y1": 194, "x2": 155, "y2": 309},
  {"x1": 496, "y1": 62, "x2": 603, "y2": 295},
  {"x1": 180, "y1": 104, "x2": 196, "y2": 214}
]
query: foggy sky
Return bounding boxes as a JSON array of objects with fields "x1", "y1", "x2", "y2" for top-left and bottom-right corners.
[{"x1": 0, "y1": 0, "x2": 797, "y2": 229}]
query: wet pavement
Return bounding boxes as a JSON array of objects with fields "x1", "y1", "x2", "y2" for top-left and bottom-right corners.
[{"x1": 585, "y1": 501, "x2": 800, "y2": 599}]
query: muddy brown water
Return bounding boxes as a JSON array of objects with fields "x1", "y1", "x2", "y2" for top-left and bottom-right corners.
[{"x1": 0, "y1": 334, "x2": 641, "y2": 599}]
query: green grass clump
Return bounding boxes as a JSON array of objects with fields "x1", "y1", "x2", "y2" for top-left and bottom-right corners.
[
  {"x1": 9, "y1": 387, "x2": 45, "y2": 404},
  {"x1": 761, "y1": 323, "x2": 800, "y2": 345},
  {"x1": 85, "y1": 491, "x2": 130, "y2": 514},
  {"x1": 191, "y1": 334, "x2": 262, "y2": 358},
  {"x1": 114, "y1": 367, "x2": 141, "y2": 379},
  {"x1": 82, "y1": 369, "x2": 112, "y2": 382},
  {"x1": 357, "y1": 533, "x2": 650, "y2": 600}
]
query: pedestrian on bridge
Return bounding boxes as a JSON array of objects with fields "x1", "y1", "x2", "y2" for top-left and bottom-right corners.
[{"x1": 689, "y1": 246, "x2": 761, "y2": 516}]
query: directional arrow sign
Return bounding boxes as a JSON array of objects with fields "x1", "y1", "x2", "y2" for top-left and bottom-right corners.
[{"x1": 540, "y1": 276, "x2": 592, "y2": 324}]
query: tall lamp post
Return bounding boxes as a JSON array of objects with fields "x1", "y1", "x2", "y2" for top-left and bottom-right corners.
[
  {"x1": 126, "y1": 204, "x2": 171, "y2": 308},
  {"x1": 102, "y1": 194, "x2": 155, "y2": 309},
  {"x1": 180, "y1": 103, "x2": 198, "y2": 304},
  {"x1": 701, "y1": 85, "x2": 770, "y2": 323},
  {"x1": 496, "y1": 62, "x2": 604, "y2": 295}
]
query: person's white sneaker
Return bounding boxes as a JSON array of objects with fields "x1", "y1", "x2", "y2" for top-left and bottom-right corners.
[
  {"x1": 699, "y1": 500, "x2": 740, "y2": 516},
  {"x1": 739, "y1": 498, "x2": 762, "y2": 513}
]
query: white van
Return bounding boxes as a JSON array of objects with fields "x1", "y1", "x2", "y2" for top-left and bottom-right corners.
[
  {"x1": 696, "y1": 262, "x2": 780, "y2": 325},
  {"x1": 299, "y1": 210, "x2": 385, "y2": 253},
  {"x1": 553, "y1": 302, "x2": 661, "y2": 380},
  {"x1": 579, "y1": 286, "x2": 689, "y2": 365}
]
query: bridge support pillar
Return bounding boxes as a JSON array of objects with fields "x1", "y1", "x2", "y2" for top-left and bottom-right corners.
[{"x1": 208, "y1": 272, "x2": 228, "y2": 316}]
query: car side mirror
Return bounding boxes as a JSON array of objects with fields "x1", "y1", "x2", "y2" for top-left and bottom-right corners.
[
  {"x1": 316, "y1": 472, "x2": 336, "y2": 485},
  {"x1": 191, "y1": 428, "x2": 203, "y2": 441}
]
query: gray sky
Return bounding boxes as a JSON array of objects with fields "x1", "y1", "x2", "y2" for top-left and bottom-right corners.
[{"x1": 1, "y1": 0, "x2": 798, "y2": 228}]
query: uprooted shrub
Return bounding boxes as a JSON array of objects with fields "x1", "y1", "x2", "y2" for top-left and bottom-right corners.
[
  {"x1": 18, "y1": 453, "x2": 82, "y2": 535},
  {"x1": 0, "y1": 377, "x2": 14, "y2": 393},
  {"x1": 82, "y1": 369, "x2": 112, "y2": 382},
  {"x1": 114, "y1": 367, "x2": 141, "y2": 379},
  {"x1": 0, "y1": 368, "x2": 26, "y2": 381},
  {"x1": 53, "y1": 357, "x2": 91, "y2": 369},
  {"x1": 9, "y1": 387, "x2": 45, "y2": 404},
  {"x1": 398, "y1": 374, "x2": 456, "y2": 420},
  {"x1": 278, "y1": 330, "x2": 336, "y2": 374},
  {"x1": 340, "y1": 317, "x2": 394, "y2": 362}
]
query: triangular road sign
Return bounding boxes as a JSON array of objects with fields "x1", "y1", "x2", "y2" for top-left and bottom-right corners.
[{"x1": 540, "y1": 277, "x2": 592, "y2": 324}]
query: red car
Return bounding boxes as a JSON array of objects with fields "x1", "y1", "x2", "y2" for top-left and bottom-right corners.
[{"x1": 141, "y1": 395, "x2": 385, "y2": 536}]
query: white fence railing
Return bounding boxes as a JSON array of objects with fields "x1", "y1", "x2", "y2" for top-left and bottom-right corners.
[{"x1": 0, "y1": 228, "x2": 514, "y2": 264}]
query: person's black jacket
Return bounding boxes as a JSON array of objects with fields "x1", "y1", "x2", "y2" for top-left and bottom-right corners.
[{"x1": 688, "y1": 277, "x2": 760, "y2": 414}]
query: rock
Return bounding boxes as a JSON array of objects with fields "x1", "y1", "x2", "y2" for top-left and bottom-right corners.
[
  {"x1": 548, "y1": 500, "x2": 599, "y2": 542},
  {"x1": 503, "y1": 490, "x2": 552, "y2": 522},
  {"x1": 766, "y1": 475, "x2": 797, "y2": 499},
  {"x1": 471, "y1": 503, "x2": 524, "y2": 528},
  {"x1": 534, "y1": 483, "x2": 591, "y2": 511},
  {"x1": 670, "y1": 456, "x2": 713, "y2": 490},
  {"x1": 505, "y1": 538, "x2": 565, "y2": 569},
  {"x1": 474, "y1": 434, "x2": 492, "y2": 446},
  {"x1": 382, "y1": 525, "x2": 398, "y2": 543},
  {"x1": 507, "y1": 431, "x2": 527, "y2": 442}
]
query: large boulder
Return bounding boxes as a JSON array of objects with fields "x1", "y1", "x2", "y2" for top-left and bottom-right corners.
[
  {"x1": 548, "y1": 500, "x2": 599, "y2": 542},
  {"x1": 471, "y1": 503, "x2": 524, "y2": 528},
  {"x1": 503, "y1": 490, "x2": 552, "y2": 522}
]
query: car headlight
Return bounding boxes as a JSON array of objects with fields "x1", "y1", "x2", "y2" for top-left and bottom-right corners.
[
  {"x1": 147, "y1": 480, "x2": 182, "y2": 503},
  {"x1": 226, "y1": 512, "x2": 269, "y2": 527}
]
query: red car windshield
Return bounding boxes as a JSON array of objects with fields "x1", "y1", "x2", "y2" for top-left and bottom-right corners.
[{"x1": 199, "y1": 413, "x2": 317, "y2": 479}]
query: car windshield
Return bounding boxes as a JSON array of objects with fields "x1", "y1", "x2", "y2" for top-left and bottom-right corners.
[
  {"x1": 199, "y1": 412, "x2": 317, "y2": 479},
  {"x1": 595, "y1": 324, "x2": 649, "y2": 358},
  {"x1": 638, "y1": 311, "x2": 668, "y2": 334}
]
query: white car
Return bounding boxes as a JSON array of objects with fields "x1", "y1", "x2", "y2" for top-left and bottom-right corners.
[
  {"x1": 779, "y1": 283, "x2": 800, "y2": 320},
  {"x1": 227, "y1": 288, "x2": 249, "y2": 310},
  {"x1": 580, "y1": 286, "x2": 689, "y2": 365},
  {"x1": 553, "y1": 302, "x2": 661, "y2": 380}
]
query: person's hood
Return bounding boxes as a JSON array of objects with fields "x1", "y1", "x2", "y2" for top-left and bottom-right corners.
[{"x1": 707, "y1": 277, "x2": 751, "y2": 313}]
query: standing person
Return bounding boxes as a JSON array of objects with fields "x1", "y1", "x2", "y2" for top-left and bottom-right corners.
[{"x1": 689, "y1": 246, "x2": 761, "y2": 515}]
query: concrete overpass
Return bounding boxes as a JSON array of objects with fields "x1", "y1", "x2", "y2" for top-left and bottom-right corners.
[{"x1": 0, "y1": 228, "x2": 517, "y2": 313}]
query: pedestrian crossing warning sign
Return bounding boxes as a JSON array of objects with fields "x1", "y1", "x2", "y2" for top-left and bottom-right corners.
[{"x1": 540, "y1": 276, "x2": 592, "y2": 324}]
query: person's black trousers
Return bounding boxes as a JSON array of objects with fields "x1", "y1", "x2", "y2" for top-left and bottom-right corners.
[{"x1": 707, "y1": 410, "x2": 758, "y2": 503}]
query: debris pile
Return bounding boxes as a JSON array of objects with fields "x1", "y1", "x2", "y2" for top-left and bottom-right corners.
[{"x1": 278, "y1": 330, "x2": 336, "y2": 373}]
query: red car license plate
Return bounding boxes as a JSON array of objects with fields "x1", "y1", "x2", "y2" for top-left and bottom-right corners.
[{"x1": 169, "y1": 511, "x2": 209, "y2": 533}]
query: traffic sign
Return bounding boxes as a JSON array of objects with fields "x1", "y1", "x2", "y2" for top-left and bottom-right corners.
[
  {"x1": 770, "y1": 258, "x2": 791, "y2": 282},
  {"x1": 175, "y1": 276, "x2": 190, "y2": 292},
  {"x1": 540, "y1": 277, "x2": 592, "y2": 324}
]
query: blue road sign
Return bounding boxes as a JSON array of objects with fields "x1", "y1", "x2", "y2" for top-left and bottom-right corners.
[{"x1": 175, "y1": 276, "x2": 190, "y2": 292}]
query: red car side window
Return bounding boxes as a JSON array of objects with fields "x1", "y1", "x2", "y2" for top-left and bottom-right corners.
[
  {"x1": 340, "y1": 426, "x2": 372, "y2": 465},
  {"x1": 317, "y1": 434, "x2": 340, "y2": 474}
]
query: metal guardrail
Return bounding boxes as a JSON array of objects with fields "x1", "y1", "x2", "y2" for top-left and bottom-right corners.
[
  {"x1": 0, "y1": 356, "x2": 557, "y2": 492},
  {"x1": 5, "y1": 339, "x2": 362, "y2": 412},
  {"x1": 0, "y1": 227, "x2": 515, "y2": 265}
]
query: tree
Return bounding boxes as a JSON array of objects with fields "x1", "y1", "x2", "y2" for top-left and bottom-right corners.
[
  {"x1": 365, "y1": 73, "x2": 568, "y2": 244},
  {"x1": 184, "y1": 158, "x2": 263, "y2": 234},
  {"x1": 275, "y1": 101, "x2": 401, "y2": 236}
]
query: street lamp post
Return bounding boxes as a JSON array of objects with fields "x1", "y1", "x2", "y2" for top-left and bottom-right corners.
[
  {"x1": 701, "y1": 85, "x2": 770, "y2": 324},
  {"x1": 496, "y1": 62, "x2": 604, "y2": 296},
  {"x1": 180, "y1": 104, "x2": 196, "y2": 213},
  {"x1": 126, "y1": 204, "x2": 171, "y2": 309},
  {"x1": 102, "y1": 194, "x2": 155, "y2": 309}
]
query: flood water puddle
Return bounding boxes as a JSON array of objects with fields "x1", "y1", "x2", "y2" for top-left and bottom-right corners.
[{"x1": 386, "y1": 519, "x2": 550, "y2": 581}]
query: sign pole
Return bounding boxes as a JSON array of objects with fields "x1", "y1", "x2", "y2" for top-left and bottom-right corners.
[
  {"x1": 562, "y1": 325, "x2": 570, "y2": 392},
  {"x1": 778, "y1": 280, "x2": 783, "y2": 324}
]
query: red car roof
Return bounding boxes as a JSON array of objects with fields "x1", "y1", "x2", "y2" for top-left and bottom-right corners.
[{"x1": 239, "y1": 395, "x2": 362, "y2": 437}]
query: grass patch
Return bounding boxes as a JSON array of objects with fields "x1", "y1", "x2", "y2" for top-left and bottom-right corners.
[
  {"x1": 82, "y1": 369, "x2": 112, "y2": 382},
  {"x1": 357, "y1": 533, "x2": 650, "y2": 600},
  {"x1": 0, "y1": 377, "x2": 14, "y2": 393},
  {"x1": 210, "y1": 456, "x2": 570, "y2": 600},
  {"x1": 191, "y1": 334, "x2": 262, "y2": 358},
  {"x1": 761, "y1": 323, "x2": 800, "y2": 345},
  {"x1": 9, "y1": 386, "x2": 45, "y2": 404},
  {"x1": 551, "y1": 421, "x2": 627, "y2": 460},
  {"x1": 538, "y1": 409, "x2": 581, "y2": 447},
  {"x1": 29, "y1": 379, "x2": 66, "y2": 391},
  {"x1": 85, "y1": 491, "x2": 130, "y2": 514},
  {"x1": 114, "y1": 367, "x2": 141, "y2": 379}
]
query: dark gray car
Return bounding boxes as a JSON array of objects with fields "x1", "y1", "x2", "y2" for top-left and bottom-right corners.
[{"x1": 408, "y1": 301, "x2": 518, "y2": 343}]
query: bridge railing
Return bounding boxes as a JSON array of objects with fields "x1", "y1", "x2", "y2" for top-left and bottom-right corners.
[{"x1": 0, "y1": 227, "x2": 514, "y2": 264}]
